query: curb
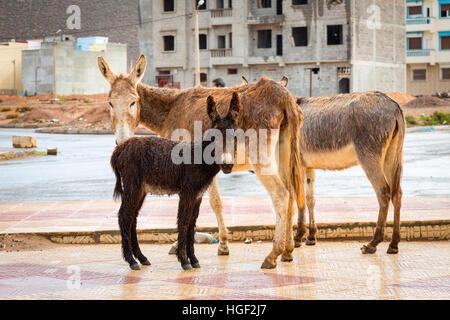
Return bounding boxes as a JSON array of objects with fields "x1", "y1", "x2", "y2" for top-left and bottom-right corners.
[
  {"x1": 4, "y1": 220, "x2": 448, "y2": 245},
  {"x1": 34, "y1": 128, "x2": 156, "y2": 135}
]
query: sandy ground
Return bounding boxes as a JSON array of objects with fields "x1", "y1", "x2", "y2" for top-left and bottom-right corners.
[
  {"x1": 0, "y1": 234, "x2": 59, "y2": 252},
  {"x1": 0, "y1": 92, "x2": 449, "y2": 130}
]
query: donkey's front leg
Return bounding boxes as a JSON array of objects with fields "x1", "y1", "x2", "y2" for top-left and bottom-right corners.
[
  {"x1": 256, "y1": 171, "x2": 290, "y2": 269},
  {"x1": 208, "y1": 176, "x2": 229, "y2": 255}
]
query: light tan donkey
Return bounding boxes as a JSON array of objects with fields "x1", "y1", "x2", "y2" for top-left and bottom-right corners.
[{"x1": 98, "y1": 54, "x2": 305, "y2": 269}]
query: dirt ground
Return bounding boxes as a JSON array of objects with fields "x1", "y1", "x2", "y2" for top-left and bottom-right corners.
[
  {"x1": 0, "y1": 234, "x2": 59, "y2": 252},
  {"x1": 0, "y1": 92, "x2": 449, "y2": 130}
]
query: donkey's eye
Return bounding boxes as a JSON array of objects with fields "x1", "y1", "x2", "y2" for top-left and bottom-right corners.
[
  {"x1": 129, "y1": 102, "x2": 136, "y2": 108},
  {"x1": 109, "y1": 102, "x2": 114, "y2": 109}
]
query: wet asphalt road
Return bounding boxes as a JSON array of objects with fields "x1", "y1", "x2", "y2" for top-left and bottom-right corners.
[{"x1": 0, "y1": 128, "x2": 449, "y2": 203}]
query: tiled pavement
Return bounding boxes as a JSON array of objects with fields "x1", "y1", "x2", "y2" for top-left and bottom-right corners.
[
  {"x1": 0, "y1": 241, "x2": 449, "y2": 300},
  {"x1": 0, "y1": 197, "x2": 449, "y2": 234}
]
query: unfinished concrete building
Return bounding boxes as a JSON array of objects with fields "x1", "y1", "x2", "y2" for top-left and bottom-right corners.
[{"x1": 138, "y1": 0, "x2": 406, "y2": 96}]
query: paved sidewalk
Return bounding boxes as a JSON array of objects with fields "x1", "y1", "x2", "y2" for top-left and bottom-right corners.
[
  {"x1": 0, "y1": 197, "x2": 449, "y2": 234},
  {"x1": 0, "y1": 241, "x2": 449, "y2": 300}
]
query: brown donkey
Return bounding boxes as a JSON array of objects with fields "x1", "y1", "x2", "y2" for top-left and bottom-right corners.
[{"x1": 98, "y1": 54, "x2": 305, "y2": 269}]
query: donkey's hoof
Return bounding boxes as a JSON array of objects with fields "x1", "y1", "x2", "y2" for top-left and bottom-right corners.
[
  {"x1": 281, "y1": 254, "x2": 294, "y2": 262},
  {"x1": 182, "y1": 264, "x2": 193, "y2": 271},
  {"x1": 218, "y1": 244, "x2": 230, "y2": 256},
  {"x1": 387, "y1": 246, "x2": 399, "y2": 254},
  {"x1": 141, "y1": 259, "x2": 151, "y2": 266},
  {"x1": 361, "y1": 245, "x2": 377, "y2": 254},
  {"x1": 294, "y1": 240, "x2": 302, "y2": 248},
  {"x1": 168, "y1": 245, "x2": 177, "y2": 255},
  {"x1": 130, "y1": 263, "x2": 141, "y2": 271},
  {"x1": 261, "y1": 258, "x2": 277, "y2": 269},
  {"x1": 191, "y1": 262, "x2": 201, "y2": 269}
]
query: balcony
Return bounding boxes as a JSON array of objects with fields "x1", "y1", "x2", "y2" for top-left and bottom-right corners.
[
  {"x1": 247, "y1": 14, "x2": 284, "y2": 26},
  {"x1": 210, "y1": 48, "x2": 232, "y2": 58},
  {"x1": 406, "y1": 17, "x2": 432, "y2": 25},
  {"x1": 406, "y1": 17, "x2": 435, "y2": 32},
  {"x1": 407, "y1": 49, "x2": 435, "y2": 64},
  {"x1": 210, "y1": 8, "x2": 233, "y2": 26}
]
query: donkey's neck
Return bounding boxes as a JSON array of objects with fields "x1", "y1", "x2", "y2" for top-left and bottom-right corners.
[{"x1": 137, "y1": 83, "x2": 180, "y2": 133}]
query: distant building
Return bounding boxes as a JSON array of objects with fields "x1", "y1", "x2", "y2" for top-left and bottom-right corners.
[
  {"x1": 0, "y1": 0, "x2": 140, "y2": 71},
  {"x1": 406, "y1": 0, "x2": 450, "y2": 95},
  {"x1": 22, "y1": 39, "x2": 126, "y2": 95},
  {"x1": 139, "y1": 0, "x2": 406, "y2": 96},
  {"x1": 0, "y1": 42, "x2": 28, "y2": 95}
]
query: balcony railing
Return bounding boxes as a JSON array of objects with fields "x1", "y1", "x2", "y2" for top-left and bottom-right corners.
[
  {"x1": 406, "y1": 17, "x2": 433, "y2": 25},
  {"x1": 210, "y1": 48, "x2": 232, "y2": 58},
  {"x1": 407, "y1": 49, "x2": 433, "y2": 57},
  {"x1": 211, "y1": 8, "x2": 232, "y2": 18},
  {"x1": 247, "y1": 14, "x2": 284, "y2": 25}
]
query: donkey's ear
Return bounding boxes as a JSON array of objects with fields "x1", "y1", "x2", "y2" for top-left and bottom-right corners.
[
  {"x1": 280, "y1": 76, "x2": 288, "y2": 87},
  {"x1": 227, "y1": 92, "x2": 242, "y2": 121},
  {"x1": 129, "y1": 54, "x2": 147, "y2": 85},
  {"x1": 97, "y1": 56, "x2": 117, "y2": 85},
  {"x1": 241, "y1": 75, "x2": 249, "y2": 85},
  {"x1": 207, "y1": 96, "x2": 220, "y2": 123}
]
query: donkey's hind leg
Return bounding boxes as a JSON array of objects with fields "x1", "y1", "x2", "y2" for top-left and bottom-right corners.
[
  {"x1": 383, "y1": 138, "x2": 404, "y2": 254},
  {"x1": 187, "y1": 197, "x2": 202, "y2": 268},
  {"x1": 294, "y1": 193, "x2": 307, "y2": 248},
  {"x1": 130, "y1": 193, "x2": 151, "y2": 266},
  {"x1": 118, "y1": 197, "x2": 140, "y2": 270},
  {"x1": 305, "y1": 169, "x2": 318, "y2": 246},
  {"x1": 358, "y1": 158, "x2": 391, "y2": 254}
]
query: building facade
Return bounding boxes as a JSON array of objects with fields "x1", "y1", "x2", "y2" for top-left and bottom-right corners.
[
  {"x1": 0, "y1": 42, "x2": 28, "y2": 95},
  {"x1": 139, "y1": 0, "x2": 406, "y2": 96},
  {"x1": 22, "y1": 40, "x2": 126, "y2": 95},
  {"x1": 406, "y1": 0, "x2": 450, "y2": 95}
]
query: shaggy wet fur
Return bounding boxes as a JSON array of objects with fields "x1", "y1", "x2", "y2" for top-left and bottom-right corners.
[
  {"x1": 294, "y1": 91, "x2": 405, "y2": 254},
  {"x1": 110, "y1": 95, "x2": 239, "y2": 270}
]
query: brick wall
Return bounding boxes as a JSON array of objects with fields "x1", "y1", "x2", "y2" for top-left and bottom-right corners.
[{"x1": 0, "y1": 0, "x2": 140, "y2": 71}]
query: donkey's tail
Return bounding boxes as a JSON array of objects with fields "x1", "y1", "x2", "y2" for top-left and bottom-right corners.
[
  {"x1": 391, "y1": 104, "x2": 405, "y2": 198},
  {"x1": 284, "y1": 94, "x2": 305, "y2": 209},
  {"x1": 110, "y1": 149, "x2": 123, "y2": 200}
]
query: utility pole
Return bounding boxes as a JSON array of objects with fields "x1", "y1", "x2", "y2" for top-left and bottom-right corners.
[
  {"x1": 52, "y1": 29, "x2": 61, "y2": 102},
  {"x1": 193, "y1": 0, "x2": 201, "y2": 86}
]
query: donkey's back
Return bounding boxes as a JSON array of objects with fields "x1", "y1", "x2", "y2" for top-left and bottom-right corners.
[{"x1": 297, "y1": 91, "x2": 404, "y2": 170}]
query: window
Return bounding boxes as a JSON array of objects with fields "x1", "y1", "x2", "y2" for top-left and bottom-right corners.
[
  {"x1": 163, "y1": 0, "x2": 175, "y2": 12},
  {"x1": 229, "y1": 32, "x2": 232, "y2": 48},
  {"x1": 292, "y1": 0, "x2": 307, "y2": 5},
  {"x1": 327, "y1": 25, "x2": 343, "y2": 45},
  {"x1": 408, "y1": 6, "x2": 422, "y2": 17},
  {"x1": 163, "y1": 35, "x2": 175, "y2": 51},
  {"x1": 228, "y1": 68, "x2": 238, "y2": 75},
  {"x1": 200, "y1": 73, "x2": 207, "y2": 83},
  {"x1": 412, "y1": 69, "x2": 426, "y2": 81},
  {"x1": 257, "y1": 29, "x2": 272, "y2": 48},
  {"x1": 199, "y1": 34, "x2": 207, "y2": 50},
  {"x1": 217, "y1": 0, "x2": 224, "y2": 9},
  {"x1": 259, "y1": 0, "x2": 271, "y2": 8},
  {"x1": 292, "y1": 27, "x2": 308, "y2": 46},
  {"x1": 218, "y1": 35, "x2": 226, "y2": 48},
  {"x1": 408, "y1": 37, "x2": 422, "y2": 50},
  {"x1": 442, "y1": 68, "x2": 450, "y2": 80},
  {"x1": 441, "y1": 4, "x2": 450, "y2": 18},
  {"x1": 197, "y1": 0, "x2": 207, "y2": 10},
  {"x1": 441, "y1": 35, "x2": 450, "y2": 50}
]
